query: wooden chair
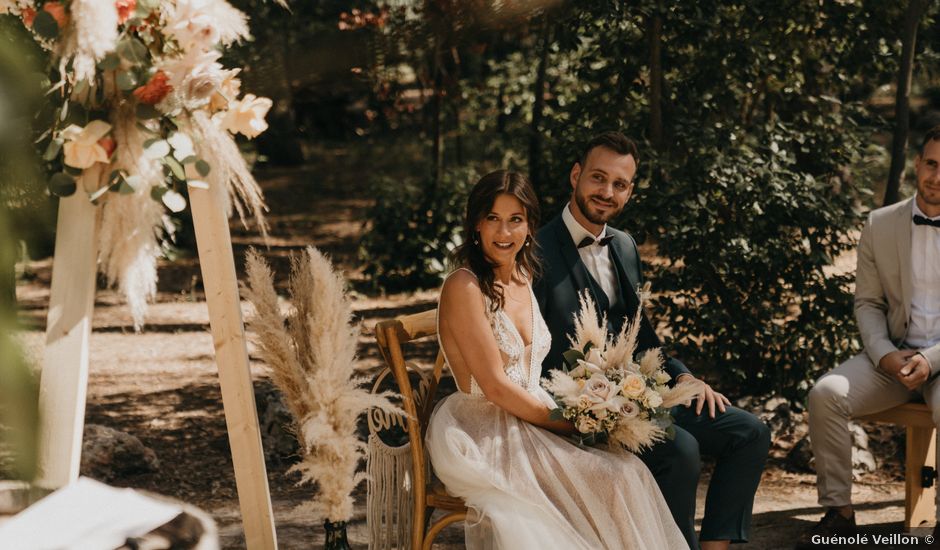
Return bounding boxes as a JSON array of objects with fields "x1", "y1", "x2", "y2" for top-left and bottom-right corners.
[
  {"x1": 374, "y1": 309, "x2": 468, "y2": 550},
  {"x1": 858, "y1": 402, "x2": 937, "y2": 529}
]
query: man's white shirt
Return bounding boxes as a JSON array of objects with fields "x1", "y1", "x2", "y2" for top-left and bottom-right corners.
[
  {"x1": 562, "y1": 203, "x2": 620, "y2": 307},
  {"x1": 908, "y1": 198, "x2": 940, "y2": 354}
]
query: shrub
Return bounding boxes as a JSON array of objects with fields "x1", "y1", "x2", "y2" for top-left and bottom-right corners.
[{"x1": 360, "y1": 167, "x2": 477, "y2": 292}]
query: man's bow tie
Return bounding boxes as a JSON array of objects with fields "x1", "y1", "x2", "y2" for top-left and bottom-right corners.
[
  {"x1": 913, "y1": 214, "x2": 940, "y2": 228},
  {"x1": 578, "y1": 235, "x2": 614, "y2": 249}
]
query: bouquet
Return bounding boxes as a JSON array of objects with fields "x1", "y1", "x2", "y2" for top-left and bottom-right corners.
[{"x1": 543, "y1": 291, "x2": 701, "y2": 453}]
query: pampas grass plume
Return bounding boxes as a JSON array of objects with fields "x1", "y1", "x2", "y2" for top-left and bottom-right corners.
[{"x1": 243, "y1": 246, "x2": 403, "y2": 523}]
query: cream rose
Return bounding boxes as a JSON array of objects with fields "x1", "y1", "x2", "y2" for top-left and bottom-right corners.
[
  {"x1": 221, "y1": 94, "x2": 272, "y2": 139},
  {"x1": 621, "y1": 373, "x2": 646, "y2": 399},
  {"x1": 654, "y1": 371, "x2": 671, "y2": 385},
  {"x1": 575, "y1": 415, "x2": 598, "y2": 433},
  {"x1": 61, "y1": 120, "x2": 112, "y2": 169}
]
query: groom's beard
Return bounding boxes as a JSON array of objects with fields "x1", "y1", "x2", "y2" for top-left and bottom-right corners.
[{"x1": 574, "y1": 188, "x2": 622, "y2": 226}]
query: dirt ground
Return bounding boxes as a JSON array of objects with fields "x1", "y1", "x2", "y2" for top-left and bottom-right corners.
[{"x1": 10, "y1": 150, "x2": 932, "y2": 549}]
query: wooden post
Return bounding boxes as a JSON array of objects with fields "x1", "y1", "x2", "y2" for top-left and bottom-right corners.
[
  {"x1": 36, "y1": 191, "x2": 99, "y2": 488},
  {"x1": 906, "y1": 425, "x2": 936, "y2": 530},
  {"x1": 188, "y1": 182, "x2": 277, "y2": 549}
]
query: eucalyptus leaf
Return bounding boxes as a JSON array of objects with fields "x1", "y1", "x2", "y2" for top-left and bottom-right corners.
[
  {"x1": 117, "y1": 37, "x2": 148, "y2": 64},
  {"x1": 562, "y1": 349, "x2": 584, "y2": 370},
  {"x1": 116, "y1": 71, "x2": 138, "y2": 91},
  {"x1": 136, "y1": 103, "x2": 160, "y2": 120},
  {"x1": 164, "y1": 156, "x2": 186, "y2": 181},
  {"x1": 88, "y1": 185, "x2": 111, "y2": 204},
  {"x1": 97, "y1": 53, "x2": 121, "y2": 71},
  {"x1": 32, "y1": 11, "x2": 58, "y2": 40},
  {"x1": 143, "y1": 140, "x2": 170, "y2": 159},
  {"x1": 43, "y1": 139, "x2": 63, "y2": 161},
  {"x1": 48, "y1": 173, "x2": 76, "y2": 197},
  {"x1": 150, "y1": 185, "x2": 168, "y2": 201},
  {"x1": 194, "y1": 159, "x2": 211, "y2": 177},
  {"x1": 162, "y1": 189, "x2": 187, "y2": 212}
]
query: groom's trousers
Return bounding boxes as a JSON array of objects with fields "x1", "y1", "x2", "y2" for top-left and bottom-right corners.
[
  {"x1": 809, "y1": 351, "x2": 940, "y2": 513},
  {"x1": 638, "y1": 405, "x2": 770, "y2": 550}
]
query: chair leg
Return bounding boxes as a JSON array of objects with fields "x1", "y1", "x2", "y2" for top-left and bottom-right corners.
[
  {"x1": 421, "y1": 511, "x2": 467, "y2": 550},
  {"x1": 905, "y1": 425, "x2": 937, "y2": 530}
]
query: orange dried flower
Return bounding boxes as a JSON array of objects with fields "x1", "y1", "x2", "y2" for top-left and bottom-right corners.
[
  {"x1": 21, "y1": 7, "x2": 36, "y2": 26},
  {"x1": 97, "y1": 137, "x2": 117, "y2": 158},
  {"x1": 132, "y1": 71, "x2": 173, "y2": 105},
  {"x1": 115, "y1": 0, "x2": 136, "y2": 24}
]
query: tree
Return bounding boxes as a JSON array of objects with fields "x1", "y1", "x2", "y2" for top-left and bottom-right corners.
[{"x1": 884, "y1": 0, "x2": 931, "y2": 206}]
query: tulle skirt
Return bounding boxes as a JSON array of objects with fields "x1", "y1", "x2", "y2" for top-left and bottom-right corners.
[{"x1": 425, "y1": 389, "x2": 689, "y2": 550}]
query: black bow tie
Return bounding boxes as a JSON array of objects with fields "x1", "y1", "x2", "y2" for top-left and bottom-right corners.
[
  {"x1": 913, "y1": 214, "x2": 940, "y2": 228},
  {"x1": 578, "y1": 235, "x2": 614, "y2": 249}
]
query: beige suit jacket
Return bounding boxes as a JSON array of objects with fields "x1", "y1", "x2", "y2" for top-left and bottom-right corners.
[{"x1": 856, "y1": 196, "x2": 940, "y2": 371}]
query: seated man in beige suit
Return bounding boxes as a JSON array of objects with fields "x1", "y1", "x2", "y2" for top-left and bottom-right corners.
[{"x1": 800, "y1": 125, "x2": 940, "y2": 545}]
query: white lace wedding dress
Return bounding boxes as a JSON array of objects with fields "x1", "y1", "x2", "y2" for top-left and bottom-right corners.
[{"x1": 425, "y1": 270, "x2": 688, "y2": 550}]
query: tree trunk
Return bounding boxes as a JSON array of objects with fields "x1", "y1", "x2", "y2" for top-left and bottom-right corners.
[
  {"x1": 648, "y1": 6, "x2": 664, "y2": 152},
  {"x1": 431, "y1": 46, "x2": 444, "y2": 186},
  {"x1": 884, "y1": 0, "x2": 929, "y2": 206},
  {"x1": 529, "y1": 13, "x2": 551, "y2": 190}
]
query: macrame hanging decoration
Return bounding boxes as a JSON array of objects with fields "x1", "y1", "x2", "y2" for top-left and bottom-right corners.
[{"x1": 367, "y1": 367, "x2": 426, "y2": 550}]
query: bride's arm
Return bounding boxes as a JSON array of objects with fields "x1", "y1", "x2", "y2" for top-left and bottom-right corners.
[{"x1": 440, "y1": 271, "x2": 573, "y2": 434}]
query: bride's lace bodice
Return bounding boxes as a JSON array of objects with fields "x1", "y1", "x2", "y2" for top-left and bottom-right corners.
[{"x1": 438, "y1": 268, "x2": 552, "y2": 395}]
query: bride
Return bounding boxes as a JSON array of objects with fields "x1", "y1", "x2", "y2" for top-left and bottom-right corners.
[{"x1": 426, "y1": 170, "x2": 688, "y2": 549}]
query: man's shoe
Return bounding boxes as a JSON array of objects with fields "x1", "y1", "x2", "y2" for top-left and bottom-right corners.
[{"x1": 794, "y1": 509, "x2": 857, "y2": 549}]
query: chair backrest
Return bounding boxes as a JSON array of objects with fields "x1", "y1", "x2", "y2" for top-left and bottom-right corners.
[{"x1": 373, "y1": 308, "x2": 446, "y2": 547}]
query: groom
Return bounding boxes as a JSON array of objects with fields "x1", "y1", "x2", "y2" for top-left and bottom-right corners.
[{"x1": 534, "y1": 131, "x2": 771, "y2": 550}]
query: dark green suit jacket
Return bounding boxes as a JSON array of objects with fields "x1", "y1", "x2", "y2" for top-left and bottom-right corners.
[{"x1": 534, "y1": 213, "x2": 691, "y2": 382}]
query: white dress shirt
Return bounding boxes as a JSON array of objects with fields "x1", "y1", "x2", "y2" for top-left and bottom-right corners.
[
  {"x1": 562, "y1": 203, "x2": 620, "y2": 306},
  {"x1": 907, "y1": 198, "x2": 940, "y2": 351}
]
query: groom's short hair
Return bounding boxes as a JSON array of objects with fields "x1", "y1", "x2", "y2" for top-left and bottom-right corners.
[
  {"x1": 578, "y1": 131, "x2": 639, "y2": 167},
  {"x1": 920, "y1": 125, "x2": 940, "y2": 154}
]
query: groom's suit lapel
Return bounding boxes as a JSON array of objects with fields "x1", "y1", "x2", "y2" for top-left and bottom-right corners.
[
  {"x1": 609, "y1": 241, "x2": 640, "y2": 313},
  {"x1": 894, "y1": 198, "x2": 914, "y2": 322},
  {"x1": 551, "y1": 217, "x2": 610, "y2": 313}
]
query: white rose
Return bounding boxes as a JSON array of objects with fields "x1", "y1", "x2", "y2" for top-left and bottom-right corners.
[
  {"x1": 166, "y1": 0, "x2": 220, "y2": 47},
  {"x1": 61, "y1": 120, "x2": 111, "y2": 169},
  {"x1": 575, "y1": 415, "x2": 598, "y2": 434},
  {"x1": 167, "y1": 132, "x2": 195, "y2": 161},
  {"x1": 654, "y1": 371, "x2": 671, "y2": 385},
  {"x1": 221, "y1": 94, "x2": 273, "y2": 139},
  {"x1": 644, "y1": 389, "x2": 664, "y2": 409},
  {"x1": 621, "y1": 373, "x2": 646, "y2": 399}
]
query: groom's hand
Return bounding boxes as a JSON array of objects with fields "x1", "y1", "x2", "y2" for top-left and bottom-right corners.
[
  {"x1": 677, "y1": 374, "x2": 730, "y2": 419},
  {"x1": 878, "y1": 349, "x2": 919, "y2": 376},
  {"x1": 898, "y1": 354, "x2": 931, "y2": 390}
]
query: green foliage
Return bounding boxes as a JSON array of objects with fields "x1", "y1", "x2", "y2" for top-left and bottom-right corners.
[
  {"x1": 640, "y1": 120, "x2": 874, "y2": 399},
  {"x1": 360, "y1": 166, "x2": 477, "y2": 292}
]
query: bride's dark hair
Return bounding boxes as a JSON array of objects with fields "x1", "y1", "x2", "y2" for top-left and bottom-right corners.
[{"x1": 451, "y1": 170, "x2": 541, "y2": 311}]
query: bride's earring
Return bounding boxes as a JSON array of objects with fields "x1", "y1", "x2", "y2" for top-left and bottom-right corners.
[
  {"x1": 473, "y1": 232, "x2": 480, "y2": 245},
  {"x1": 525, "y1": 236, "x2": 532, "y2": 247}
]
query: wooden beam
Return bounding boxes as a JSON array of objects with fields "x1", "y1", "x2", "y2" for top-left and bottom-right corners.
[
  {"x1": 36, "y1": 191, "x2": 99, "y2": 488},
  {"x1": 188, "y1": 182, "x2": 277, "y2": 549},
  {"x1": 906, "y1": 425, "x2": 936, "y2": 529}
]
